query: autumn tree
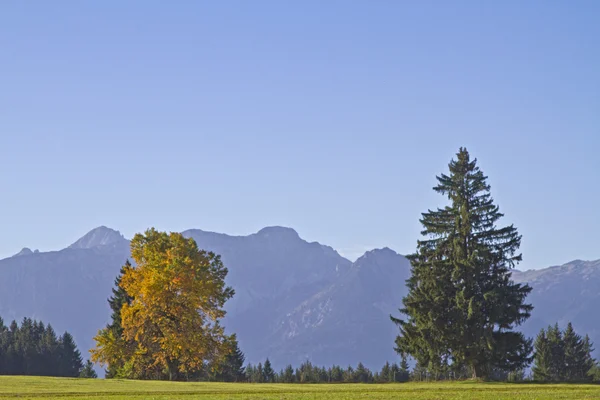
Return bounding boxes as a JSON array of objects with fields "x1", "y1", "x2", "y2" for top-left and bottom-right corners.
[
  {"x1": 392, "y1": 148, "x2": 533, "y2": 379},
  {"x1": 91, "y1": 228, "x2": 234, "y2": 380}
]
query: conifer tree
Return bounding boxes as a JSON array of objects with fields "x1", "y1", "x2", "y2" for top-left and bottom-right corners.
[
  {"x1": 213, "y1": 339, "x2": 246, "y2": 382},
  {"x1": 392, "y1": 148, "x2": 533, "y2": 379},
  {"x1": 0, "y1": 317, "x2": 5, "y2": 374},
  {"x1": 256, "y1": 362, "x2": 264, "y2": 383},
  {"x1": 80, "y1": 360, "x2": 98, "y2": 378},
  {"x1": 95, "y1": 260, "x2": 136, "y2": 379},
  {"x1": 354, "y1": 362, "x2": 373, "y2": 383},
  {"x1": 263, "y1": 358, "x2": 275, "y2": 383},
  {"x1": 329, "y1": 365, "x2": 343, "y2": 383},
  {"x1": 398, "y1": 356, "x2": 410, "y2": 382},
  {"x1": 58, "y1": 332, "x2": 83, "y2": 377},
  {"x1": 563, "y1": 322, "x2": 580, "y2": 381},
  {"x1": 379, "y1": 361, "x2": 391, "y2": 382},
  {"x1": 580, "y1": 335, "x2": 595, "y2": 382},
  {"x1": 532, "y1": 328, "x2": 551, "y2": 381},
  {"x1": 546, "y1": 324, "x2": 564, "y2": 381},
  {"x1": 281, "y1": 364, "x2": 295, "y2": 383},
  {"x1": 40, "y1": 324, "x2": 59, "y2": 376},
  {"x1": 107, "y1": 261, "x2": 134, "y2": 335},
  {"x1": 245, "y1": 364, "x2": 255, "y2": 382}
]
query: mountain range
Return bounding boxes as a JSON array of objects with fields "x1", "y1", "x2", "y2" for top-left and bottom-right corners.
[{"x1": 0, "y1": 226, "x2": 598, "y2": 372}]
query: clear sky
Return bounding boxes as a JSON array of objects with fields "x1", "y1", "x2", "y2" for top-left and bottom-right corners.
[{"x1": 1, "y1": 1, "x2": 598, "y2": 269}]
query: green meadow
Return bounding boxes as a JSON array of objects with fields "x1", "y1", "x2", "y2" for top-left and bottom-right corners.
[{"x1": 0, "y1": 376, "x2": 599, "y2": 400}]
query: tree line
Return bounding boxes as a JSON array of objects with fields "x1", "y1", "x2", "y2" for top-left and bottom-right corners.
[
  {"x1": 0, "y1": 317, "x2": 96, "y2": 378},
  {"x1": 533, "y1": 323, "x2": 596, "y2": 382},
  {"x1": 244, "y1": 359, "x2": 410, "y2": 383}
]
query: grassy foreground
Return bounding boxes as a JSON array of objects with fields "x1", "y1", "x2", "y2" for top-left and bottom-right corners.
[{"x1": 0, "y1": 376, "x2": 599, "y2": 399}]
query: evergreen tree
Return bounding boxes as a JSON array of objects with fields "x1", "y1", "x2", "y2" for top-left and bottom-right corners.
[
  {"x1": 108, "y1": 261, "x2": 134, "y2": 335},
  {"x1": 563, "y1": 322, "x2": 580, "y2": 381},
  {"x1": 0, "y1": 317, "x2": 6, "y2": 374},
  {"x1": 343, "y1": 366, "x2": 355, "y2": 383},
  {"x1": 532, "y1": 328, "x2": 551, "y2": 381},
  {"x1": 546, "y1": 324, "x2": 564, "y2": 381},
  {"x1": 580, "y1": 335, "x2": 595, "y2": 382},
  {"x1": 245, "y1": 364, "x2": 255, "y2": 382},
  {"x1": 379, "y1": 362, "x2": 391, "y2": 382},
  {"x1": 214, "y1": 339, "x2": 246, "y2": 382},
  {"x1": 103, "y1": 261, "x2": 135, "y2": 378},
  {"x1": 281, "y1": 364, "x2": 295, "y2": 383},
  {"x1": 398, "y1": 356, "x2": 410, "y2": 382},
  {"x1": 256, "y1": 363, "x2": 264, "y2": 383},
  {"x1": 263, "y1": 358, "x2": 275, "y2": 383},
  {"x1": 392, "y1": 148, "x2": 533, "y2": 379},
  {"x1": 80, "y1": 360, "x2": 98, "y2": 378},
  {"x1": 40, "y1": 324, "x2": 59, "y2": 376},
  {"x1": 58, "y1": 332, "x2": 83, "y2": 377},
  {"x1": 329, "y1": 365, "x2": 343, "y2": 382}
]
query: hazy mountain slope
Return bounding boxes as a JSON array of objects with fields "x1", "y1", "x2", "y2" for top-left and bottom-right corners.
[
  {"x1": 513, "y1": 259, "x2": 600, "y2": 344},
  {"x1": 182, "y1": 226, "x2": 352, "y2": 364},
  {"x1": 0, "y1": 227, "x2": 130, "y2": 361},
  {"x1": 267, "y1": 247, "x2": 412, "y2": 368}
]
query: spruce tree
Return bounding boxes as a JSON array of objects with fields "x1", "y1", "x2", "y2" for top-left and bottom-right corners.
[
  {"x1": 102, "y1": 260, "x2": 135, "y2": 378},
  {"x1": 58, "y1": 332, "x2": 83, "y2": 377},
  {"x1": 0, "y1": 317, "x2": 6, "y2": 374},
  {"x1": 392, "y1": 148, "x2": 533, "y2": 379},
  {"x1": 329, "y1": 365, "x2": 343, "y2": 383},
  {"x1": 546, "y1": 324, "x2": 564, "y2": 381},
  {"x1": 533, "y1": 328, "x2": 551, "y2": 381},
  {"x1": 263, "y1": 358, "x2": 275, "y2": 383},
  {"x1": 245, "y1": 364, "x2": 255, "y2": 382},
  {"x1": 214, "y1": 339, "x2": 246, "y2": 382},
  {"x1": 563, "y1": 322, "x2": 580, "y2": 381},
  {"x1": 108, "y1": 261, "x2": 134, "y2": 335},
  {"x1": 580, "y1": 335, "x2": 595, "y2": 382},
  {"x1": 282, "y1": 364, "x2": 295, "y2": 383},
  {"x1": 40, "y1": 324, "x2": 59, "y2": 376},
  {"x1": 380, "y1": 361, "x2": 391, "y2": 382},
  {"x1": 398, "y1": 356, "x2": 410, "y2": 382},
  {"x1": 80, "y1": 360, "x2": 98, "y2": 378},
  {"x1": 354, "y1": 362, "x2": 373, "y2": 383},
  {"x1": 256, "y1": 362, "x2": 264, "y2": 383}
]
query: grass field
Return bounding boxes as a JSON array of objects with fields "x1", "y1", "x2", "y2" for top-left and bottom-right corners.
[{"x1": 1, "y1": 376, "x2": 599, "y2": 399}]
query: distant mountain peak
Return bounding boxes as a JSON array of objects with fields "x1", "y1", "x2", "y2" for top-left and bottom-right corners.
[
  {"x1": 356, "y1": 247, "x2": 399, "y2": 261},
  {"x1": 69, "y1": 226, "x2": 127, "y2": 249},
  {"x1": 352, "y1": 247, "x2": 407, "y2": 271},
  {"x1": 256, "y1": 226, "x2": 300, "y2": 239},
  {"x1": 13, "y1": 247, "x2": 33, "y2": 257}
]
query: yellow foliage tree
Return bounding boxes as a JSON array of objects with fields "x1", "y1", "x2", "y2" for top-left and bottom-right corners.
[{"x1": 92, "y1": 228, "x2": 235, "y2": 380}]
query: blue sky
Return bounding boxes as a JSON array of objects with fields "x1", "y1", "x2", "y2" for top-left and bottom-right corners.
[{"x1": 0, "y1": 1, "x2": 598, "y2": 268}]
